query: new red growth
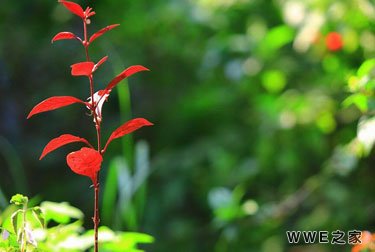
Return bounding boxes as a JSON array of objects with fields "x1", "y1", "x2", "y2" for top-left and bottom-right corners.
[{"x1": 27, "y1": 1, "x2": 153, "y2": 251}]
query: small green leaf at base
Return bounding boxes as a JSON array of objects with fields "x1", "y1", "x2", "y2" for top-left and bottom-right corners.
[{"x1": 10, "y1": 194, "x2": 28, "y2": 206}]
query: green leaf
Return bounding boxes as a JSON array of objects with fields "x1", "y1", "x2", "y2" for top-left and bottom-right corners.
[
  {"x1": 10, "y1": 210, "x2": 21, "y2": 234},
  {"x1": 357, "y1": 58, "x2": 375, "y2": 77},
  {"x1": 31, "y1": 207, "x2": 45, "y2": 228},
  {"x1": 101, "y1": 231, "x2": 154, "y2": 251},
  {"x1": 259, "y1": 25, "x2": 294, "y2": 57},
  {"x1": 10, "y1": 194, "x2": 28, "y2": 206},
  {"x1": 364, "y1": 79, "x2": 375, "y2": 91},
  {"x1": 261, "y1": 70, "x2": 287, "y2": 93},
  {"x1": 41, "y1": 201, "x2": 83, "y2": 224},
  {"x1": 342, "y1": 93, "x2": 368, "y2": 112}
]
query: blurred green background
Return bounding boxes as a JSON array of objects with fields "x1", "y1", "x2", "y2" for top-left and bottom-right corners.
[{"x1": 1, "y1": 0, "x2": 375, "y2": 251}]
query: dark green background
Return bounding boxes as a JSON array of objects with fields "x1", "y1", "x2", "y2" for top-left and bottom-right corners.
[{"x1": 1, "y1": 0, "x2": 374, "y2": 251}]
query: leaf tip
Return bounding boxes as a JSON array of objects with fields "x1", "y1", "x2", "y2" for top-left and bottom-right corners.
[{"x1": 27, "y1": 112, "x2": 33, "y2": 119}]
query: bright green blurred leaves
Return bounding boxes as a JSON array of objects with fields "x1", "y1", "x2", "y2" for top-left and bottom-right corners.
[
  {"x1": 261, "y1": 70, "x2": 287, "y2": 94},
  {"x1": 357, "y1": 58, "x2": 375, "y2": 77},
  {"x1": 316, "y1": 111, "x2": 336, "y2": 133},
  {"x1": 100, "y1": 231, "x2": 154, "y2": 252},
  {"x1": 344, "y1": 58, "x2": 375, "y2": 112},
  {"x1": 343, "y1": 93, "x2": 368, "y2": 112},
  {"x1": 0, "y1": 194, "x2": 154, "y2": 251},
  {"x1": 322, "y1": 55, "x2": 340, "y2": 73},
  {"x1": 258, "y1": 25, "x2": 295, "y2": 58},
  {"x1": 41, "y1": 201, "x2": 83, "y2": 224}
]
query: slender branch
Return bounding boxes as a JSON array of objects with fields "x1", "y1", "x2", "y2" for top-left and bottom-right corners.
[
  {"x1": 21, "y1": 203, "x2": 27, "y2": 252},
  {"x1": 83, "y1": 20, "x2": 91, "y2": 61},
  {"x1": 93, "y1": 183, "x2": 100, "y2": 252},
  {"x1": 88, "y1": 75, "x2": 94, "y2": 108},
  {"x1": 84, "y1": 17, "x2": 101, "y2": 252}
]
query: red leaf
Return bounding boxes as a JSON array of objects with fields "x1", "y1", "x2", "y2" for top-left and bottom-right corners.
[
  {"x1": 40, "y1": 134, "x2": 92, "y2": 160},
  {"x1": 89, "y1": 24, "x2": 120, "y2": 44},
  {"x1": 51, "y1": 32, "x2": 80, "y2": 43},
  {"x1": 71, "y1": 62, "x2": 95, "y2": 76},
  {"x1": 27, "y1": 96, "x2": 85, "y2": 119},
  {"x1": 93, "y1": 56, "x2": 108, "y2": 72},
  {"x1": 105, "y1": 65, "x2": 149, "y2": 91},
  {"x1": 66, "y1": 147, "x2": 102, "y2": 184},
  {"x1": 59, "y1": 0, "x2": 85, "y2": 18},
  {"x1": 104, "y1": 118, "x2": 153, "y2": 150}
]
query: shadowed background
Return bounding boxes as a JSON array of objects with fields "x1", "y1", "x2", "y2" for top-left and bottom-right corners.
[{"x1": 1, "y1": 0, "x2": 375, "y2": 251}]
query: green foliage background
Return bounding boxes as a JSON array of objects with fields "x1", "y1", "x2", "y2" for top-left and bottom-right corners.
[{"x1": 1, "y1": 0, "x2": 374, "y2": 251}]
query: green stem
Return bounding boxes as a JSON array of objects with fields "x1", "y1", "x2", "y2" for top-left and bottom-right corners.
[{"x1": 21, "y1": 202, "x2": 27, "y2": 252}]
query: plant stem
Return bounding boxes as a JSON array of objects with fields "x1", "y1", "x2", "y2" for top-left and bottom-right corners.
[
  {"x1": 94, "y1": 183, "x2": 100, "y2": 252},
  {"x1": 21, "y1": 201, "x2": 27, "y2": 252},
  {"x1": 84, "y1": 18, "x2": 101, "y2": 252}
]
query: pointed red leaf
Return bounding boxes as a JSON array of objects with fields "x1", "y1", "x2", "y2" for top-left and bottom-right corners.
[
  {"x1": 27, "y1": 96, "x2": 85, "y2": 119},
  {"x1": 71, "y1": 62, "x2": 95, "y2": 76},
  {"x1": 51, "y1": 32, "x2": 80, "y2": 43},
  {"x1": 89, "y1": 24, "x2": 120, "y2": 44},
  {"x1": 66, "y1": 147, "x2": 102, "y2": 184},
  {"x1": 104, "y1": 118, "x2": 153, "y2": 150},
  {"x1": 105, "y1": 65, "x2": 149, "y2": 91},
  {"x1": 59, "y1": 0, "x2": 85, "y2": 18},
  {"x1": 93, "y1": 56, "x2": 108, "y2": 72},
  {"x1": 40, "y1": 134, "x2": 92, "y2": 160}
]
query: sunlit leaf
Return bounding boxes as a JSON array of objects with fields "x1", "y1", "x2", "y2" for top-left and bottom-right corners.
[
  {"x1": 10, "y1": 210, "x2": 21, "y2": 234},
  {"x1": 31, "y1": 207, "x2": 45, "y2": 228},
  {"x1": 357, "y1": 59, "x2": 375, "y2": 77},
  {"x1": 71, "y1": 62, "x2": 95, "y2": 76},
  {"x1": 343, "y1": 93, "x2": 368, "y2": 112},
  {"x1": 89, "y1": 24, "x2": 120, "y2": 44},
  {"x1": 93, "y1": 56, "x2": 108, "y2": 72},
  {"x1": 59, "y1": 0, "x2": 85, "y2": 18},
  {"x1": 66, "y1": 147, "x2": 103, "y2": 183},
  {"x1": 40, "y1": 134, "x2": 92, "y2": 160},
  {"x1": 51, "y1": 32, "x2": 80, "y2": 43},
  {"x1": 41, "y1": 201, "x2": 83, "y2": 224},
  {"x1": 104, "y1": 118, "x2": 153, "y2": 151},
  {"x1": 27, "y1": 96, "x2": 85, "y2": 119},
  {"x1": 105, "y1": 65, "x2": 149, "y2": 91}
]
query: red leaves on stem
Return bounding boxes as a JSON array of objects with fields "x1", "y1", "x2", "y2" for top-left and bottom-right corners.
[
  {"x1": 59, "y1": 0, "x2": 85, "y2": 19},
  {"x1": 105, "y1": 65, "x2": 149, "y2": 91},
  {"x1": 93, "y1": 56, "x2": 108, "y2": 72},
  {"x1": 66, "y1": 147, "x2": 102, "y2": 184},
  {"x1": 27, "y1": 96, "x2": 85, "y2": 119},
  {"x1": 51, "y1": 32, "x2": 80, "y2": 43},
  {"x1": 71, "y1": 58, "x2": 108, "y2": 77},
  {"x1": 40, "y1": 134, "x2": 92, "y2": 160},
  {"x1": 58, "y1": 1, "x2": 95, "y2": 20},
  {"x1": 89, "y1": 24, "x2": 120, "y2": 44},
  {"x1": 104, "y1": 118, "x2": 153, "y2": 151},
  {"x1": 71, "y1": 62, "x2": 95, "y2": 76}
]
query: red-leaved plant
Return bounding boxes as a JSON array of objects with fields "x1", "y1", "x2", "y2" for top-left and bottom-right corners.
[{"x1": 27, "y1": 1, "x2": 153, "y2": 251}]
